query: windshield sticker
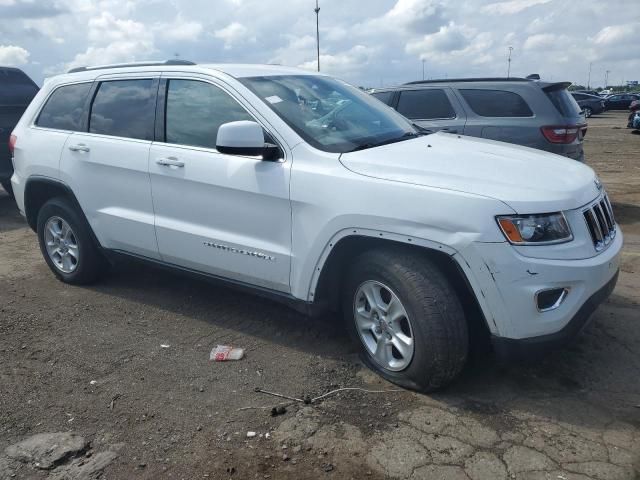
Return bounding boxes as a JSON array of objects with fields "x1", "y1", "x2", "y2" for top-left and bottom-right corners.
[{"x1": 266, "y1": 95, "x2": 283, "y2": 104}]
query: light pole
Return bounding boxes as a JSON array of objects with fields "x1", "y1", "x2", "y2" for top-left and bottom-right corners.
[
  {"x1": 314, "y1": 0, "x2": 320, "y2": 72},
  {"x1": 507, "y1": 46, "x2": 513, "y2": 78},
  {"x1": 422, "y1": 59, "x2": 425, "y2": 80},
  {"x1": 587, "y1": 62, "x2": 592, "y2": 89},
  {"x1": 605, "y1": 70, "x2": 610, "y2": 88}
]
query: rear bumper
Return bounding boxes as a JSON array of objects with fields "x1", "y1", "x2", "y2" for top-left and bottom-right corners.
[{"x1": 491, "y1": 269, "x2": 618, "y2": 360}]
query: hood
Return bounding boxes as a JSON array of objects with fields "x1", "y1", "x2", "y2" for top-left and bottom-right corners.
[{"x1": 339, "y1": 133, "x2": 600, "y2": 213}]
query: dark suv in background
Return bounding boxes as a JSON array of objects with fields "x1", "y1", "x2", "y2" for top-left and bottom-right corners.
[
  {"x1": 370, "y1": 77, "x2": 586, "y2": 161},
  {"x1": 1, "y1": 67, "x2": 38, "y2": 197}
]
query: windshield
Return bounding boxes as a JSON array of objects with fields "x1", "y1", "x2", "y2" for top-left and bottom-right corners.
[{"x1": 240, "y1": 75, "x2": 417, "y2": 153}]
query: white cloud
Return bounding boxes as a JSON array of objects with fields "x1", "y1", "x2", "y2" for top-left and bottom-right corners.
[
  {"x1": 407, "y1": 22, "x2": 470, "y2": 55},
  {"x1": 214, "y1": 22, "x2": 251, "y2": 49},
  {"x1": 155, "y1": 18, "x2": 203, "y2": 42},
  {"x1": 593, "y1": 23, "x2": 637, "y2": 46},
  {"x1": 523, "y1": 33, "x2": 563, "y2": 50},
  {"x1": 298, "y1": 45, "x2": 375, "y2": 77},
  {"x1": 482, "y1": 0, "x2": 552, "y2": 15},
  {"x1": 67, "y1": 12, "x2": 154, "y2": 70},
  {"x1": 2, "y1": 0, "x2": 639, "y2": 88},
  {"x1": 0, "y1": 44, "x2": 30, "y2": 65}
]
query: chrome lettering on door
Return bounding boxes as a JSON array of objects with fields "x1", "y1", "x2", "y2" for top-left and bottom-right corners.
[{"x1": 203, "y1": 241, "x2": 276, "y2": 261}]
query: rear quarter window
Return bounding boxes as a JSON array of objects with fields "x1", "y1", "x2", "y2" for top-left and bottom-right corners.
[
  {"x1": 459, "y1": 89, "x2": 533, "y2": 117},
  {"x1": 36, "y1": 83, "x2": 93, "y2": 131},
  {"x1": 545, "y1": 89, "x2": 581, "y2": 117}
]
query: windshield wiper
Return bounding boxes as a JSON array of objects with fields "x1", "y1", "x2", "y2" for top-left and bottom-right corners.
[{"x1": 349, "y1": 132, "x2": 418, "y2": 152}]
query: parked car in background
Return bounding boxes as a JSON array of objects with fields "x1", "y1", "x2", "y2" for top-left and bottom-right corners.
[
  {"x1": 0, "y1": 67, "x2": 38, "y2": 197},
  {"x1": 9, "y1": 61, "x2": 621, "y2": 391},
  {"x1": 604, "y1": 93, "x2": 640, "y2": 110},
  {"x1": 574, "y1": 90, "x2": 601, "y2": 97},
  {"x1": 571, "y1": 92, "x2": 606, "y2": 117},
  {"x1": 599, "y1": 89, "x2": 613, "y2": 96},
  {"x1": 370, "y1": 77, "x2": 587, "y2": 161}
]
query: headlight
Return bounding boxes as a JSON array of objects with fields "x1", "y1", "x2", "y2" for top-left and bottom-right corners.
[{"x1": 497, "y1": 212, "x2": 572, "y2": 245}]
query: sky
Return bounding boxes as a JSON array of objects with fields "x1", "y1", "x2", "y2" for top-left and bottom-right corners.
[{"x1": 0, "y1": 0, "x2": 638, "y2": 88}]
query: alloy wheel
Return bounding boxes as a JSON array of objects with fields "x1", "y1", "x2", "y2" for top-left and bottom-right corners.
[
  {"x1": 44, "y1": 216, "x2": 79, "y2": 273},
  {"x1": 353, "y1": 280, "x2": 415, "y2": 371}
]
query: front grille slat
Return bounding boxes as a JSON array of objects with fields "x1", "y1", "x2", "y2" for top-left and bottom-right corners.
[
  {"x1": 583, "y1": 192, "x2": 616, "y2": 252},
  {"x1": 599, "y1": 200, "x2": 613, "y2": 231}
]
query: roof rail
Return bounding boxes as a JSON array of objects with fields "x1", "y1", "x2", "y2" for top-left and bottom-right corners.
[
  {"x1": 404, "y1": 77, "x2": 531, "y2": 85},
  {"x1": 67, "y1": 59, "x2": 196, "y2": 74}
]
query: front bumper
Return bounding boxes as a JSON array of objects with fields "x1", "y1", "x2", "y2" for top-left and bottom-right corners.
[
  {"x1": 456, "y1": 229, "x2": 622, "y2": 355},
  {"x1": 491, "y1": 269, "x2": 618, "y2": 359}
]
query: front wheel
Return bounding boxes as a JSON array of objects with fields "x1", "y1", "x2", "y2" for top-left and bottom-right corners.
[
  {"x1": 584, "y1": 107, "x2": 593, "y2": 118},
  {"x1": 343, "y1": 248, "x2": 468, "y2": 392}
]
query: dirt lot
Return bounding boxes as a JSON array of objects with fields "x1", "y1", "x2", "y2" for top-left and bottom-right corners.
[{"x1": 1, "y1": 111, "x2": 639, "y2": 480}]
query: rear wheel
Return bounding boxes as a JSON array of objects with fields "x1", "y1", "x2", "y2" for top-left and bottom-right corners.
[
  {"x1": 343, "y1": 247, "x2": 468, "y2": 392},
  {"x1": 1, "y1": 180, "x2": 13, "y2": 198},
  {"x1": 584, "y1": 106, "x2": 593, "y2": 118},
  {"x1": 36, "y1": 197, "x2": 108, "y2": 284}
]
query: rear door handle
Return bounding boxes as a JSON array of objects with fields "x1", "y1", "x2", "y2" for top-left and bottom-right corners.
[
  {"x1": 68, "y1": 144, "x2": 90, "y2": 152},
  {"x1": 156, "y1": 157, "x2": 185, "y2": 168}
]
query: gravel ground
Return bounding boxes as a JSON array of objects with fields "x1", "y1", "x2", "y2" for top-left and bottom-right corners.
[{"x1": 1, "y1": 111, "x2": 638, "y2": 479}]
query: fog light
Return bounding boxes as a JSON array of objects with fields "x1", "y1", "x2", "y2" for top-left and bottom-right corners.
[{"x1": 536, "y1": 287, "x2": 570, "y2": 312}]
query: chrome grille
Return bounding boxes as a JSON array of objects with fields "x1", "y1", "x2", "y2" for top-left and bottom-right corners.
[{"x1": 583, "y1": 194, "x2": 616, "y2": 251}]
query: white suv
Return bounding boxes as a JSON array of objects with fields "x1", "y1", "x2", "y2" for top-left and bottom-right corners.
[{"x1": 10, "y1": 61, "x2": 622, "y2": 391}]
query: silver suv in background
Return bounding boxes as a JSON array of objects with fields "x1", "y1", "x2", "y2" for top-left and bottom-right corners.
[{"x1": 370, "y1": 77, "x2": 587, "y2": 161}]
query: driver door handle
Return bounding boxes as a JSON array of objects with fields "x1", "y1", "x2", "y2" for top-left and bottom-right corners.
[
  {"x1": 68, "y1": 144, "x2": 90, "y2": 152},
  {"x1": 156, "y1": 157, "x2": 185, "y2": 168}
]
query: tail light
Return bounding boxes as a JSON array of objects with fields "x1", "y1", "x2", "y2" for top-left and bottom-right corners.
[
  {"x1": 8, "y1": 134, "x2": 17, "y2": 155},
  {"x1": 541, "y1": 125, "x2": 586, "y2": 144}
]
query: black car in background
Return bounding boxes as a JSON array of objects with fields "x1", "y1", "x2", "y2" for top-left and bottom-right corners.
[
  {"x1": 0, "y1": 67, "x2": 38, "y2": 197},
  {"x1": 571, "y1": 92, "x2": 606, "y2": 117},
  {"x1": 574, "y1": 89, "x2": 601, "y2": 97},
  {"x1": 605, "y1": 93, "x2": 640, "y2": 110}
]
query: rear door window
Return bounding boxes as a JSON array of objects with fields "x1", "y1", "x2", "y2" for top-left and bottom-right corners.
[
  {"x1": 35, "y1": 83, "x2": 92, "y2": 131},
  {"x1": 459, "y1": 89, "x2": 533, "y2": 117},
  {"x1": 396, "y1": 89, "x2": 456, "y2": 119},
  {"x1": 370, "y1": 91, "x2": 394, "y2": 106},
  {"x1": 89, "y1": 79, "x2": 155, "y2": 140},
  {"x1": 164, "y1": 79, "x2": 253, "y2": 149}
]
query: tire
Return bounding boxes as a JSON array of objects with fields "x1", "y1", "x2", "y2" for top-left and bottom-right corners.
[
  {"x1": 584, "y1": 107, "x2": 593, "y2": 118},
  {"x1": 343, "y1": 247, "x2": 468, "y2": 392},
  {"x1": 1, "y1": 179, "x2": 13, "y2": 198},
  {"x1": 36, "y1": 197, "x2": 108, "y2": 284}
]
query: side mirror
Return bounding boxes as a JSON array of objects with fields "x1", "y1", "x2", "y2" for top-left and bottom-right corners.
[{"x1": 216, "y1": 121, "x2": 281, "y2": 161}]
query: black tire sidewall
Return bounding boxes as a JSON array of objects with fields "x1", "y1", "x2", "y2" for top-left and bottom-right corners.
[{"x1": 36, "y1": 198, "x2": 104, "y2": 284}]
